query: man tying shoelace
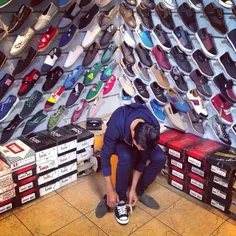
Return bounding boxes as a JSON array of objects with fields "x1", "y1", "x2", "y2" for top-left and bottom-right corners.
[{"x1": 95, "y1": 103, "x2": 166, "y2": 225}]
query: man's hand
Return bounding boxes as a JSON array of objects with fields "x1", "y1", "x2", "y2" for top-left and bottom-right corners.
[
  {"x1": 107, "y1": 189, "x2": 119, "y2": 208},
  {"x1": 129, "y1": 189, "x2": 138, "y2": 207}
]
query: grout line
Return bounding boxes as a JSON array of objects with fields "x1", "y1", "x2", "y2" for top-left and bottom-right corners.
[{"x1": 209, "y1": 218, "x2": 228, "y2": 236}]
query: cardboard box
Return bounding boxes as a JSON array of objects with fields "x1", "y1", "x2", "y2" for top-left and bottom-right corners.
[
  {"x1": 187, "y1": 184, "x2": 207, "y2": 202},
  {"x1": 58, "y1": 150, "x2": 76, "y2": 166},
  {"x1": 168, "y1": 174, "x2": 185, "y2": 192},
  {"x1": 38, "y1": 168, "x2": 59, "y2": 186},
  {"x1": 0, "y1": 173, "x2": 13, "y2": 189},
  {"x1": 59, "y1": 171, "x2": 77, "y2": 188},
  {"x1": 36, "y1": 156, "x2": 58, "y2": 174},
  {"x1": 169, "y1": 165, "x2": 186, "y2": 181},
  {"x1": 187, "y1": 164, "x2": 206, "y2": 178},
  {"x1": 208, "y1": 182, "x2": 232, "y2": 202},
  {"x1": 77, "y1": 146, "x2": 94, "y2": 163},
  {"x1": 187, "y1": 172, "x2": 208, "y2": 191},
  {"x1": 209, "y1": 196, "x2": 230, "y2": 213},
  {"x1": 0, "y1": 159, "x2": 11, "y2": 178},
  {"x1": 16, "y1": 176, "x2": 38, "y2": 194},
  {"x1": 0, "y1": 188, "x2": 16, "y2": 202},
  {"x1": 39, "y1": 179, "x2": 60, "y2": 197},
  {"x1": 13, "y1": 164, "x2": 36, "y2": 182},
  {"x1": 168, "y1": 158, "x2": 186, "y2": 171},
  {"x1": 17, "y1": 188, "x2": 40, "y2": 206},
  {"x1": 58, "y1": 160, "x2": 77, "y2": 178},
  {"x1": 0, "y1": 198, "x2": 15, "y2": 215},
  {"x1": 209, "y1": 174, "x2": 233, "y2": 191}
]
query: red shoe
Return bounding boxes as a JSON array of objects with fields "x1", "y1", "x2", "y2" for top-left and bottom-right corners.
[
  {"x1": 38, "y1": 26, "x2": 58, "y2": 52},
  {"x1": 45, "y1": 86, "x2": 65, "y2": 110},
  {"x1": 211, "y1": 94, "x2": 233, "y2": 125},
  {"x1": 103, "y1": 75, "x2": 116, "y2": 96},
  {"x1": 152, "y1": 45, "x2": 171, "y2": 71}
]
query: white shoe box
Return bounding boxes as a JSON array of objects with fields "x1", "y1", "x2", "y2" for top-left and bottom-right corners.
[
  {"x1": 58, "y1": 161, "x2": 77, "y2": 178},
  {"x1": 77, "y1": 146, "x2": 93, "y2": 163},
  {"x1": 59, "y1": 171, "x2": 77, "y2": 188},
  {"x1": 39, "y1": 179, "x2": 60, "y2": 197}
]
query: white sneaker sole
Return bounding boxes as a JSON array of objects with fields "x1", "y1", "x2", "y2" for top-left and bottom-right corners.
[
  {"x1": 187, "y1": 0, "x2": 202, "y2": 10},
  {"x1": 163, "y1": 0, "x2": 177, "y2": 10},
  {"x1": 0, "y1": 0, "x2": 12, "y2": 8},
  {"x1": 172, "y1": 31, "x2": 193, "y2": 54},
  {"x1": 115, "y1": 216, "x2": 129, "y2": 225},
  {"x1": 226, "y1": 33, "x2": 236, "y2": 53},
  {"x1": 216, "y1": 0, "x2": 233, "y2": 9},
  {"x1": 152, "y1": 32, "x2": 171, "y2": 51},
  {"x1": 0, "y1": 97, "x2": 19, "y2": 123},
  {"x1": 218, "y1": 57, "x2": 236, "y2": 81}
]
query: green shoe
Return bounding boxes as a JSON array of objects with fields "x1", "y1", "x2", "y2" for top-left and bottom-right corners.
[
  {"x1": 86, "y1": 81, "x2": 104, "y2": 102},
  {"x1": 0, "y1": 0, "x2": 12, "y2": 8},
  {"x1": 100, "y1": 60, "x2": 117, "y2": 82},
  {"x1": 83, "y1": 62, "x2": 103, "y2": 86},
  {"x1": 101, "y1": 42, "x2": 117, "y2": 64},
  {"x1": 47, "y1": 105, "x2": 66, "y2": 130}
]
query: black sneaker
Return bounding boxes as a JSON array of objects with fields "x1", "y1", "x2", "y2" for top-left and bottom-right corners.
[
  {"x1": 134, "y1": 95, "x2": 146, "y2": 105},
  {"x1": 66, "y1": 83, "x2": 85, "y2": 108},
  {"x1": 136, "y1": 2, "x2": 154, "y2": 30},
  {"x1": 120, "y1": 58, "x2": 135, "y2": 77},
  {"x1": 187, "y1": 109, "x2": 205, "y2": 135},
  {"x1": 232, "y1": 124, "x2": 236, "y2": 136},
  {"x1": 0, "y1": 74, "x2": 15, "y2": 101},
  {"x1": 100, "y1": 24, "x2": 117, "y2": 47},
  {"x1": 115, "y1": 201, "x2": 129, "y2": 225},
  {"x1": 134, "y1": 78, "x2": 150, "y2": 99},
  {"x1": 121, "y1": 41, "x2": 135, "y2": 65},
  {"x1": 142, "y1": 0, "x2": 155, "y2": 9},
  {"x1": 227, "y1": 29, "x2": 236, "y2": 53},
  {"x1": 219, "y1": 52, "x2": 236, "y2": 81},
  {"x1": 170, "y1": 46, "x2": 192, "y2": 73},
  {"x1": 150, "y1": 81, "x2": 167, "y2": 105},
  {"x1": 135, "y1": 43, "x2": 153, "y2": 68},
  {"x1": 170, "y1": 67, "x2": 188, "y2": 93},
  {"x1": 152, "y1": 24, "x2": 171, "y2": 50}
]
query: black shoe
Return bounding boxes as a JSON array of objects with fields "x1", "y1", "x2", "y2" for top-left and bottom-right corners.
[
  {"x1": 135, "y1": 43, "x2": 153, "y2": 68},
  {"x1": 120, "y1": 58, "x2": 135, "y2": 77},
  {"x1": 170, "y1": 67, "x2": 188, "y2": 93},
  {"x1": 115, "y1": 201, "x2": 129, "y2": 225},
  {"x1": 227, "y1": 29, "x2": 236, "y2": 53},
  {"x1": 82, "y1": 42, "x2": 100, "y2": 67},
  {"x1": 219, "y1": 52, "x2": 236, "y2": 81},
  {"x1": 0, "y1": 74, "x2": 15, "y2": 101},
  {"x1": 79, "y1": 0, "x2": 94, "y2": 9},
  {"x1": 0, "y1": 51, "x2": 7, "y2": 68},
  {"x1": 136, "y1": 2, "x2": 154, "y2": 30},
  {"x1": 134, "y1": 95, "x2": 146, "y2": 105},
  {"x1": 187, "y1": 109, "x2": 205, "y2": 135},
  {"x1": 66, "y1": 83, "x2": 85, "y2": 108},
  {"x1": 150, "y1": 82, "x2": 167, "y2": 105},
  {"x1": 152, "y1": 25, "x2": 171, "y2": 50},
  {"x1": 142, "y1": 0, "x2": 155, "y2": 9},
  {"x1": 121, "y1": 41, "x2": 135, "y2": 64},
  {"x1": 100, "y1": 24, "x2": 117, "y2": 47},
  {"x1": 134, "y1": 78, "x2": 150, "y2": 99}
]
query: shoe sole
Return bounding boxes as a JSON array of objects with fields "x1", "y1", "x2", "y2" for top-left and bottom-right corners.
[
  {"x1": 226, "y1": 33, "x2": 236, "y2": 53},
  {"x1": 152, "y1": 32, "x2": 171, "y2": 51},
  {"x1": 0, "y1": 30, "x2": 8, "y2": 41},
  {"x1": 60, "y1": 28, "x2": 79, "y2": 50},
  {"x1": 115, "y1": 215, "x2": 129, "y2": 225},
  {"x1": 187, "y1": 0, "x2": 202, "y2": 10},
  {"x1": 163, "y1": 0, "x2": 177, "y2": 10},
  {"x1": 216, "y1": 0, "x2": 233, "y2": 9},
  {"x1": 38, "y1": 30, "x2": 58, "y2": 52},
  {"x1": 0, "y1": 97, "x2": 19, "y2": 123},
  {"x1": 86, "y1": 84, "x2": 104, "y2": 102},
  {"x1": 172, "y1": 31, "x2": 193, "y2": 54},
  {"x1": 0, "y1": 0, "x2": 12, "y2": 8}
]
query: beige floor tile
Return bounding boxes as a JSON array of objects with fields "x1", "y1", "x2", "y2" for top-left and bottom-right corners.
[
  {"x1": 156, "y1": 198, "x2": 224, "y2": 236},
  {"x1": 0, "y1": 210, "x2": 13, "y2": 221},
  {"x1": 91, "y1": 171, "x2": 105, "y2": 185},
  {"x1": 137, "y1": 182, "x2": 181, "y2": 217},
  {"x1": 86, "y1": 206, "x2": 152, "y2": 236},
  {"x1": 131, "y1": 218, "x2": 179, "y2": 236},
  {"x1": 0, "y1": 215, "x2": 32, "y2": 236},
  {"x1": 15, "y1": 194, "x2": 81, "y2": 236},
  {"x1": 51, "y1": 216, "x2": 107, "y2": 236},
  {"x1": 227, "y1": 217, "x2": 236, "y2": 226},
  {"x1": 59, "y1": 177, "x2": 106, "y2": 214},
  {"x1": 211, "y1": 221, "x2": 236, "y2": 236}
]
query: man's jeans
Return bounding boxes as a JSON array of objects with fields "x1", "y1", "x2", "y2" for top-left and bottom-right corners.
[{"x1": 115, "y1": 142, "x2": 166, "y2": 201}]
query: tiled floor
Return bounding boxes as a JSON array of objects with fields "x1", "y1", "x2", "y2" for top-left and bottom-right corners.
[{"x1": 1, "y1": 172, "x2": 236, "y2": 236}]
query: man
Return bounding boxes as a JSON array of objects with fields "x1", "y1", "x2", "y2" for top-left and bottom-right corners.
[{"x1": 96, "y1": 103, "x2": 166, "y2": 225}]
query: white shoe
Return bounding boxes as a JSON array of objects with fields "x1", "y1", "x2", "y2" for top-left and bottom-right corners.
[
  {"x1": 163, "y1": 0, "x2": 177, "y2": 9},
  {"x1": 34, "y1": 3, "x2": 58, "y2": 31},
  {"x1": 120, "y1": 24, "x2": 136, "y2": 48},
  {"x1": 42, "y1": 48, "x2": 61, "y2": 72},
  {"x1": 97, "y1": 0, "x2": 112, "y2": 8},
  {"x1": 216, "y1": 0, "x2": 233, "y2": 9},
  {"x1": 118, "y1": 76, "x2": 135, "y2": 97},
  {"x1": 10, "y1": 27, "x2": 34, "y2": 56},
  {"x1": 82, "y1": 23, "x2": 101, "y2": 48},
  {"x1": 64, "y1": 45, "x2": 84, "y2": 68}
]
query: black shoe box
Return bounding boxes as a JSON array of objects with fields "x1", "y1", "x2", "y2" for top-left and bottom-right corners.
[
  {"x1": 208, "y1": 195, "x2": 231, "y2": 213},
  {"x1": 187, "y1": 164, "x2": 206, "y2": 178},
  {"x1": 16, "y1": 187, "x2": 40, "y2": 207},
  {"x1": 13, "y1": 164, "x2": 36, "y2": 183},
  {"x1": 168, "y1": 174, "x2": 186, "y2": 192},
  {"x1": 209, "y1": 174, "x2": 235, "y2": 193},
  {"x1": 15, "y1": 175, "x2": 38, "y2": 195}
]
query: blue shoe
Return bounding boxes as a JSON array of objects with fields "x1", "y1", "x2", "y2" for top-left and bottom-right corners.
[
  {"x1": 167, "y1": 88, "x2": 190, "y2": 112},
  {"x1": 0, "y1": 95, "x2": 19, "y2": 122},
  {"x1": 136, "y1": 24, "x2": 154, "y2": 50},
  {"x1": 63, "y1": 65, "x2": 84, "y2": 90},
  {"x1": 100, "y1": 60, "x2": 117, "y2": 82},
  {"x1": 120, "y1": 89, "x2": 131, "y2": 105},
  {"x1": 59, "y1": 24, "x2": 78, "y2": 49},
  {"x1": 150, "y1": 99, "x2": 165, "y2": 121},
  {"x1": 58, "y1": 0, "x2": 72, "y2": 7}
]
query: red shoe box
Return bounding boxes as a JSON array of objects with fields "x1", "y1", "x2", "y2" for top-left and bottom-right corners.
[
  {"x1": 13, "y1": 164, "x2": 36, "y2": 182},
  {"x1": 208, "y1": 195, "x2": 230, "y2": 213},
  {"x1": 187, "y1": 184, "x2": 207, "y2": 202},
  {"x1": 187, "y1": 172, "x2": 208, "y2": 191},
  {"x1": 17, "y1": 188, "x2": 40, "y2": 207},
  {"x1": 169, "y1": 165, "x2": 186, "y2": 181},
  {"x1": 168, "y1": 174, "x2": 186, "y2": 192},
  {"x1": 0, "y1": 198, "x2": 17, "y2": 215},
  {"x1": 187, "y1": 164, "x2": 206, "y2": 178},
  {"x1": 16, "y1": 176, "x2": 38, "y2": 195},
  {"x1": 168, "y1": 157, "x2": 187, "y2": 172}
]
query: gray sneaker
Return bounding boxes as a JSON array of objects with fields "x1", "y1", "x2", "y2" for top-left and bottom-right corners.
[
  {"x1": 152, "y1": 24, "x2": 171, "y2": 50},
  {"x1": 95, "y1": 195, "x2": 109, "y2": 218},
  {"x1": 187, "y1": 109, "x2": 205, "y2": 135},
  {"x1": 138, "y1": 194, "x2": 160, "y2": 209}
]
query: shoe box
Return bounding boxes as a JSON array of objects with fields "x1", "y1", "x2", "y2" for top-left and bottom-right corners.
[
  {"x1": 229, "y1": 192, "x2": 236, "y2": 215},
  {"x1": 168, "y1": 174, "x2": 186, "y2": 192}
]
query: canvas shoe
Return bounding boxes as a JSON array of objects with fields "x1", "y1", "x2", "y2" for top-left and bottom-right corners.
[
  {"x1": 82, "y1": 23, "x2": 101, "y2": 48},
  {"x1": 136, "y1": 24, "x2": 154, "y2": 50},
  {"x1": 38, "y1": 26, "x2": 58, "y2": 52},
  {"x1": 152, "y1": 24, "x2": 171, "y2": 51},
  {"x1": 79, "y1": 0, "x2": 95, "y2": 9},
  {"x1": 45, "y1": 86, "x2": 65, "y2": 110},
  {"x1": 100, "y1": 60, "x2": 117, "y2": 82},
  {"x1": 136, "y1": 3, "x2": 154, "y2": 30},
  {"x1": 83, "y1": 62, "x2": 103, "y2": 86},
  {"x1": 0, "y1": 51, "x2": 7, "y2": 68},
  {"x1": 18, "y1": 69, "x2": 40, "y2": 97},
  {"x1": 119, "y1": 76, "x2": 135, "y2": 96},
  {"x1": 82, "y1": 42, "x2": 100, "y2": 67},
  {"x1": 86, "y1": 81, "x2": 104, "y2": 102},
  {"x1": 170, "y1": 67, "x2": 188, "y2": 93},
  {"x1": 64, "y1": 45, "x2": 84, "y2": 68},
  {"x1": 120, "y1": 59, "x2": 135, "y2": 77},
  {"x1": 66, "y1": 83, "x2": 85, "y2": 108},
  {"x1": 219, "y1": 52, "x2": 236, "y2": 81},
  {"x1": 97, "y1": 0, "x2": 112, "y2": 8},
  {"x1": 100, "y1": 5, "x2": 119, "y2": 29},
  {"x1": 0, "y1": 0, "x2": 12, "y2": 8},
  {"x1": 186, "y1": 89, "x2": 208, "y2": 118},
  {"x1": 34, "y1": 3, "x2": 57, "y2": 31},
  {"x1": 135, "y1": 43, "x2": 153, "y2": 68},
  {"x1": 71, "y1": 99, "x2": 88, "y2": 124},
  {"x1": 133, "y1": 95, "x2": 146, "y2": 105},
  {"x1": 216, "y1": 0, "x2": 234, "y2": 8},
  {"x1": 227, "y1": 29, "x2": 236, "y2": 53},
  {"x1": 63, "y1": 65, "x2": 84, "y2": 90},
  {"x1": 10, "y1": 27, "x2": 34, "y2": 56},
  {"x1": 133, "y1": 78, "x2": 150, "y2": 100},
  {"x1": 59, "y1": 24, "x2": 78, "y2": 50},
  {"x1": 150, "y1": 82, "x2": 167, "y2": 105},
  {"x1": 101, "y1": 41, "x2": 117, "y2": 64},
  {"x1": 149, "y1": 99, "x2": 166, "y2": 122},
  {"x1": 120, "y1": 89, "x2": 132, "y2": 105},
  {"x1": 58, "y1": 0, "x2": 72, "y2": 8},
  {"x1": 0, "y1": 20, "x2": 8, "y2": 41},
  {"x1": 142, "y1": 0, "x2": 155, "y2": 9},
  {"x1": 150, "y1": 64, "x2": 169, "y2": 89},
  {"x1": 135, "y1": 62, "x2": 151, "y2": 82},
  {"x1": 119, "y1": 3, "x2": 136, "y2": 29},
  {"x1": 187, "y1": 0, "x2": 203, "y2": 11},
  {"x1": 100, "y1": 24, "x2": 117, "y2": 47},
  {"x1": 0, "y1": 74, "x2": 15, "y2": 101},
  {"x1": 120, "y1": 41, "x2": 135, "y2": 65},
  {"x1": 47, "y1": 105, "x2": 66, "y2": 130},
  {"x1": 187, "y1": 109, "x2": 205, "y2": 135},
  {"x1": 120, "y1": 24, "x2": 135, "y2": 48},
  {"x1": 152, "y1": 45, "x2": 171, "y2": 71},
  {"x1": 166, "y1": 88, "x2": 190, "y2": 112},
  {"x1": 22, "y1": 110, "x2": 47, "y2": 136},
  {"x1": 163, "y1": 0, "x2": 177, "y2": 9},
  {"x1": 231, "y1": 124, "x2": 236, "y2": 136},
  {"x1": 41, "y1": 48, "x2": 61, "y2": 73},
  {"x1": 115, "y1": 201, "x2": 129, "y2": 225},
  {"x1": 0, "y1": 95, "x2": 19, "y2": 122},
  {"x1": 125, "y1": 0, "x2": 137, "y2": 6},
  {"x1": 103, "y1": 75, "x2": 116, "y2": 96},
  {"x1": 87, "y1": 97, "x2": 105, "y2": 118}
]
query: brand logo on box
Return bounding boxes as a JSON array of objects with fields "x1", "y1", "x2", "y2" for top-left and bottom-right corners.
[
  {"x1": 51, "y1": 131, "x2": 62, "y2": 138},
  {"x1": 6, "y1": 143, "x2": 24, "y2": 154},
  {"x1": 29, "y1": 137, "x2": 41, "y2": 144}
]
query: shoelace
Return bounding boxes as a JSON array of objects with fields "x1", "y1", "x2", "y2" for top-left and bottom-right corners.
[{"x1": 117, "y1": 204, "x2": 133, "y2": 216}]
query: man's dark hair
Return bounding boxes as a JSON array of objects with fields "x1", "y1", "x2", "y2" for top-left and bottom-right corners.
[{"x1": 133, "y1": 122, "x2": 160, "y2": 150}]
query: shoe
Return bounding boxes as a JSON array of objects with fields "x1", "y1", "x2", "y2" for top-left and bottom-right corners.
[
  {"x1": 0, "y1": 95, "x2": 19, "y2": 122},
  {"x1": 34, "y1": 3, "x2": 57, "y2": 31},
  {"x1": 64, "y1": 45, "x2": 84, "y2": 68},
  {"x1": 86, "y1": 81, "x2": 104, "y2": 102},
  {"x1": 208, "y1": 115, "x2": 231, "y2": 145},
  {"x1": 120, "y1": 58, "x2": 135, "y2": 77},
  {"x1": 163, "y1": 0, "x2": 177, "y2": 9},
  {"x1": 190, "y1": 70, "x2": 212, "y2": 97},
  {"x1": 71, "y1": 99, "x2": 88, "y2": 124},
  {"x1": 0, "y1": 0, "x2": 12, "y2": 8},
  {"x1": 47, "y1": 105, "x2": 66, "y2": 130},
  {"x1": 135, "y1": 62, "x2": 151, "y2": 82},
  {"x1": 150, "y1": 64, "x2": 169, "y2": 89},
  {"x1": 58, "y1": 0, "x2": 72, "y2": 7},
  {"x1": 13, "y1": 47, "x2": 37, "y2": 76},
  {"x1": 79, "y1": 0, "x2": 94, "y2": 9},
  {"x1": 170, "y1": 46, "x2": 191, "y2": 73},
  {"x1": 125, "y1": 0, "x2": 137, "y2": 6},
  {"x1": 100, "y1": 5, "x2": 119, "y2": 29},
  {"x1": 172, "y1": 26, "x2": 193, "y2": 53},
  {"x1": 217, "y1": 0, "x2": 234, "y2": 8},
  {"x1": 0, "y1": 20, "x2": 8, "y2": 41},
  {"x1": 58, "y1": 3, "x2": 80, "y2": 28},
  {"x1": 192, "y1": 50, "x2": 213, "y2": 77},
  {"x1": 119, "y1": 3, "x2": 136, "y2": 29},
  {"x1": 18, "y1": 69, "x2": 40, "y2": 97},
  {"x1": 83, "y1": 42, "x2": 100, "y2": 67},
  {"x1": 186, "y1": 89, "x2": 208, "y2": 118},
  {"x1": 8, "y1": 4, "x2": 33, "y2": 33},
  {"x1": 195, "y1": 28, "x2": 217, "y2": 58},
  {"x1": 164, "y1": 103, "x2": 186, "y2": 131},
  {"x1": 0, "y1": 51, "x2": 7, "y2": 68},
  {"x1": 87, "y1": 97, "x2": 104, "y2": 117},
  {"x1": 120, "y1": 41, "x2": 135, "y2": 65},
  {"x1": 150, "y1": 82, "x2": 167, "y2": 105},
  {"x1": 0, "y1": 74, "x2": 15, "y2": 101},
  {"x1": 83, "y1": 62, "x2": 103, "y2": 85},
  {"x1": 101, "y1": 41, "x2": 117, "y2": 64},
  {"x1": 152, "y1": 24, "x2": 172, "y2": 51},
  {"x1": 219, "y1": 52, "x2": 236, "y2": 80},
  {"x1": 78, "y1": 4, "x2": 99, "y2": 30},
  {"x1": 155, "y1": 3, "x2": 175, "y2": 30},
  {"x1": 170, "y1": 67, "x2": 188, "y2": 93},
  {"x1": 136, "y1": 24, "x2": 154, "y2": 50},
  {"x1": 152, "y1": 45, "x2": 171, "y2": 71},
  {"x1": 120, "y1": 89, "x2": 132, "y2": 105},
  {"x1": 136, "y1": 2, "x2": 154, "y2": 30},
  {"x1": 20, "y1": 90, "x2": 43, "y2": 118},
  {"x1": 0, "y1": 114, "x2": 24, "y2": 144},
  {"x1": 100, "y1": 60, "x2": 117, "y2": 82},
  {"x1": 22, "y1": 110, "x2": 47, "y2": 136},
  {"x1": 135, "y1": 43, "x2": 153, "y2": 68},
  {"x1": 82, "y1": 23, "x2": 101, "y2": 49},
  {"x1": 120, "y1": 24, "x2": 135, "y2": 47},
  {"x1": 97, "y1": 0, "x2": 112, "y2": 8},
  {"x1": 59, "y1": 24, "x2": 78, "y2": 50},
  {"x1": 45, "y1": 86, "x2": 65, "y2": 110},
  {"x1": 213, "y1": 73, "x2": 236, "y2": 104},
  {"x1": 142, "y1": 0, "x2": 155, "y2": 9},
  {"x1": 133, "y1": 95, "x2": 146, "y2": 105},
  {"x1": 138, "y1": 195, "x2": 160, "y2": 209},
  {"x1": 95, "y1": 195, "x2": 109, "y2": 218},
  {"x1": 149, "y1": 99, "x2": 166, "y2": 121},
  {"x1": 10, "y1": 27, "x2": 34, "y2": 56},
  {"x1": 38, "y1": 26, "x2": 58, "y2": 52},
  {"x1": 42, "y1": 66, "x2": 64, "y2": 92},
  {"x1": 187, "y1": 0, "x2": 203, "y2": 11},
  {"x1": 115, "y1": 201, "x2": 129, "y2": 225},
  {"x1": 100, "y1": 24, "x2": 117, "y2": 47},
  {"x1": 134, "y1": 78, "x2": 150, "y2": 99},
  {"x1": 227, "y1": 29, "x2": 236, "y2": 53},
  {"x1": 204, "y1": 3, "x2": 227, "y2": 35},
  {"x1": 119, "y1": 76, "x2": 135, "y2": 96},
  {"x1": 103, "y1": 75, "x2": 116, "y2": 96},
  {"x1": 231, "y1": 124, "x2": 236, "y2": 136},
  {"x1": 187, "y1": 109, "x2": 205, "y2": 135},
  {"x1": 63, "y1": 65, "x2": 84, "y2": 90},
  {"x1": 41, "y1": 47, "x2": 61, "y2": 73},
  {"x1": 66, "y1": 83, "x2": 85, "y2": 107},
  {"x1": 167, "y1": 88, "x2": 190, "y2": 112},
  {"x1": 31, "y1": 0, "x2": 44, "y2": 7}
]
